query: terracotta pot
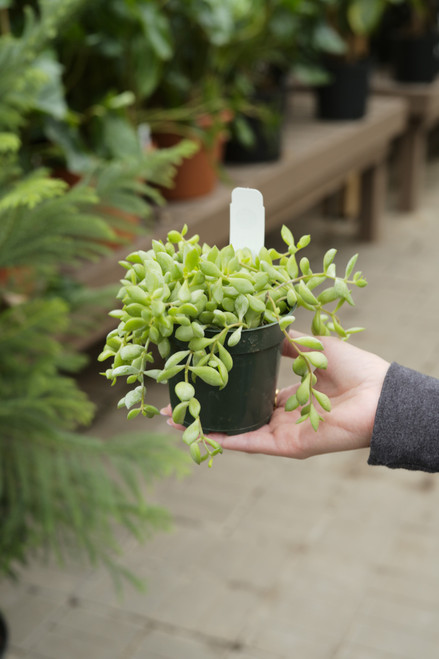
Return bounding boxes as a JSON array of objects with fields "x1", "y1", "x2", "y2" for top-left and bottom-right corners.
[{"x1": 153, "y1": 131, "x2": 225, "y2": 201}]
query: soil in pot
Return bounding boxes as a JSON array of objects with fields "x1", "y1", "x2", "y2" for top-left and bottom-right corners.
[
  {"x1": 391, "y1": 30, "x2": 439, "y2": 83},
  {"x1": 169, "y1": 321, "x2": 285, "y2": 434},
  {"x1": 316, "y1": 58, "x2": 371, "y2": 121}
]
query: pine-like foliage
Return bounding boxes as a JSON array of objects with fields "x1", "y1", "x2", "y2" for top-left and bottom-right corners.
[{"x1": 0, "y1": 1, "x2": 190, "y2": 587}]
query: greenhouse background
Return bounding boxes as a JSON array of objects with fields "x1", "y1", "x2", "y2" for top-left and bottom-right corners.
[{"x1": 1, "y1": 1, "x2": 439, "y2": 658}]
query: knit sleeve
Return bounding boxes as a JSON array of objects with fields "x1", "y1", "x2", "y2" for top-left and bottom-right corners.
[{"x1": 368, "y1": 362, "x2": 439, "y2": 472}]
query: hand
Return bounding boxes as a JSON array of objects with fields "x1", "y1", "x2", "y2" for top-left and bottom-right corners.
[{"x1": 163, "y1": 330, "x2": 390, "y2": 460}]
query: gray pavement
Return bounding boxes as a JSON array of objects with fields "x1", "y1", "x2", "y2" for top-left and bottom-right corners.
[{"x1": 2, "y1": 157, "x2": 439, "y2": 659}]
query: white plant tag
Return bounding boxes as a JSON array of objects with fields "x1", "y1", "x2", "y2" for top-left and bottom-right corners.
[{"x1": 229, "y1": 187, "x2": 265, "y2": 256}]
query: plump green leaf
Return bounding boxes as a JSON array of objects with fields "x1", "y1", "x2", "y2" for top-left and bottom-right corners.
[
  {"x1": 281, "y1": 225, "x2": 295, "y2": 247},
  {"x1": 175, "y1": 381, "x2": 195, "y2": 402},
  {"x1": 188, "y1": 397, "x2": 201, "y2": 418},
  {"x1": 190, "y1": 366, "x2": 223, "y2": 387},
  {"x1": 313, "y1": 389, "x2": 331, "y2": 412},
  {"x1": 285, "y1": 394, "x2": 299, "y2": 411},
  {"x1": 172, "y1": 401, "x2": 188, "y2": 424},
  {"x1": 296, "y1": 374, "x2": 311, "y2": 405},
  {"x1": 175, "y1": 325, "x2": 194, "y2": 342},
  {"x1": 228, "y1": 326, "x2": 242, "y2": 347},
  {"x1": 293, "y1": 336, "x2": 324, "y2": 350},
  {"x1": 306, "y1": 352, "x2": 328, "y2": 369},
  {"x1": 189, "y1": 442, "x2": 202, "y2": 464},
  {"x1": 165, "y1": 350, "x2": 190, "y2": 370}
]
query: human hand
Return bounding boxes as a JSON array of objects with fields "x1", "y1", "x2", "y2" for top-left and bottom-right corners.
[{"x1": 162, "y1": 330, "x2": 390, "y2": 459}]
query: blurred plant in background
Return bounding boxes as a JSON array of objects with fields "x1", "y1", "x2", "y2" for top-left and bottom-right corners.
[{"x1": 0, "y1": 0, "x2": 190, "y2": 588}]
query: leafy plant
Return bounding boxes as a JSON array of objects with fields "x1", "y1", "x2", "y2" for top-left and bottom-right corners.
[
  {"x1": 99, "y1": 225, "x2": 367, "y2": 467},
  {"x1": 0, "y1": 0, "x2": 190, "y2": 588},
  {"x1": 306, "y1": 0, "x2": 403, "y2": 60}
]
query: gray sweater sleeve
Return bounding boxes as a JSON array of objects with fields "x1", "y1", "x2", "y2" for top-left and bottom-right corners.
[{"x1": 368, "y1": 363, "x2": 439, "y2": 472}]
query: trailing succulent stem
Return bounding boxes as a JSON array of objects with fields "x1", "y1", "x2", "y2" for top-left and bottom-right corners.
[{"x1": 99, "y1": 224, "x2": 367, "y2": 465}]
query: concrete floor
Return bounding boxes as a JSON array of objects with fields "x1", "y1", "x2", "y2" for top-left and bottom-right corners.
[{"x1": 2, "y1": 155, "x2": 439, "y2": 659}]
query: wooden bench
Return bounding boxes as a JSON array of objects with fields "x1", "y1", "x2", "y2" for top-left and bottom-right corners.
[
  {"x1": 372, "y1": 74, "x2": 439, "y2": 212},
  {"x1": 74, "y1": 92, "x2": 407, "y2": 349}
]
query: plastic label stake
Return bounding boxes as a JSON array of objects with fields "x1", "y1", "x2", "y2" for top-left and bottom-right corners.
[{"x1": 229, "y1": 187, "x2": 265, "y2": 256}]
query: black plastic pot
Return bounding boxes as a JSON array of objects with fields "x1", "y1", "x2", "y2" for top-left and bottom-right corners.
[
  {"x1": 391, "y1": 31, "x2": 439, "y2": 83},
  {"x1": 225, "y1": 87, "x2": 286, "y2": 164},
  {"x1": 0, "y1": 611, "x2": 8, "y2": 659},
  {"x1": 169, "y1": 321, "x2": 285, "y2": 435},
  {"x1": 316, "y1": 58, "x2": 371, "y2": 121}
]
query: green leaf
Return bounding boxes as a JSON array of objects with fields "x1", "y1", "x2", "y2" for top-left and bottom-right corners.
[
  {"x1": 293, "y1": 336, "x2": 324, "y2": 350},
  {"x1": 112, "y1": 365, "x2": 139, "y2": 377},
  {"x1": 306, "y1": 352, "x2": 328, "y2": 370},
  {"x1": 323, "y1": 248, "x2": 337, "y2": 272},
  {"x1": 309, "y1": 404, "x2": 321, "y2": 431},
  {"x1": 228, "y1": 326, "x2": 242, "y2": 347},
  {"x1": 125, "y1": 387, "x2": 143, "y2": 409},
  {"x1": 172, "y1": 401, "x2": 188, "y2": 424},
  {"x1": 175, "y1": 325, "x2": 194, "y2": 342},
  {"x1": 156, "y1": 365, "x2": 184, "y2": 382},
  {"x1": 188, "y1": 397, "x2": 201, "y2": 418},
  {"x1": 247, "y1": 294, "x2": 266, "y2": 313},
  {"x1": 189, "y1": 442, "x2": 202, "y2": 464},
  {"x1": 235, "y1": 294, "x2": 249, "y2": 320},
  {"x1": 281, "y1": 225, "x2": 295, "y2": 247},
  {"x1": 165, "y1": 350, "x2": 190, "y2": 370},
  {"x1": 200, "y1": 261, "x2": 222, "y2": 277},
  {"x1": 217, "y1": 343, "x2": 233, "y2": 371},
  {"x1": 127, "y1": 408, "x2": 141, "y2": 420},
  {"x1": 190, "y1": 366, "x2": 223, "y2": 387},
  {"x1": 313, "y1": 389, "x2": 332, "y2": 412},
  {"x1": 229, "y1": 277, "x2": 254, "y2": 295},
  {"x1": 120, "y1": 345, "x2": 144, "y2": 361},
  {"x1": 297, "y1": 281, "x2": 318, "y2": 306},
  {"x1": 285, "y1": 394, "x2": 299, "y2": 412},
  {"x1": 279, "y1": 315, "x2": 295, "y2": 330},
  {"x1": 127, "y1": 285, "x2": 148, "y2": 304},
  {"x1": 345, "y1": 254, "x2": 359, "y2": 279},
  {"x1": 183, "y1": 420, "x2": 200, "y2": 445},
  {"x1": 296, "y1": 375, "x2": 311, "y2": 405},
  {"x1": 297, "y1": 235, "x2": 311, "y2": 249},
  {"x1": 175, "y1": 381, "x2": 195, "y2": 402},
  {"x1": 292, "y1": 356, "x2": 308, "y2": 377}
]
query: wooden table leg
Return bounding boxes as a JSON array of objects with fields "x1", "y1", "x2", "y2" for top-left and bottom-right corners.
[
  {"x1": 359, "y1": 158, "x2": 387, "y2": 241},
  {"x1": 397, "y1": 119, "x2": 427, "y2": 212}
]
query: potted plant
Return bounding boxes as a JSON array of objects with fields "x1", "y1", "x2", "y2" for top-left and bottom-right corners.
[
  {"x1": 223, "y1": 0, "x2": 344, "y2": 162},
  {"x1": 99, "y1": 221, "x2": 367, "y2": 467},
  {"x1": 307, "y1": 0, "x2": 396, "y2": 119},
  {"x1": 389, "y1": 0, "x2": 439, "y2": 83}
]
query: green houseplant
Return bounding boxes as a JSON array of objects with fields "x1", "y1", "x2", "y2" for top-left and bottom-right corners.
[
  {"x1": 0, "y1": 0, "x2": 190, "y2": 595},
  {"x1": 307, "y1": 0, "x2": 401, "y2": 119},
  {"x1": 389, "y1": 0, "x2": 439, "y2": 82},
  {"x1": 99, "y1": 224, "x2": 367, "y2": 467}
]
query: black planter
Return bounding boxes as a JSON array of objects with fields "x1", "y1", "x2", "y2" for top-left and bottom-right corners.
[
  {"x1": 225, "y1": 87, "x2": 286, "y2": 164},
  {"x1": 391, "y1": 31, "x2": 439, "y2": 83},
  {"x1": 0, "y1": 611, "x2": 8, "y2": 659},
  {"x1": 316, "y1": 58, "x2": 371, "y2": 121},
  {"x1": 169, "y1": 321, "x2": 285, "y2": 434}
]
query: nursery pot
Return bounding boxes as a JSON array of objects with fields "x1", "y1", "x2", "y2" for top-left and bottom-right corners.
[
  {"x1": 169, "y1": 321, "x2": 285, "y2": 434},
  {"x1": 391, "y1": 31, "x2": 439, "y2": 84},
  {"x1": 316, "y1": 58, "x2": 371, "y2": 121},
  {"x1": 225, "y1": 88, "x2": 286, "y2": 164},
  {"x1": 153, "y1": 131, "x2": 224, "y2": 200}
]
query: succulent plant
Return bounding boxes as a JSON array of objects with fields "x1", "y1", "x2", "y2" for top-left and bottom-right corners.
[{"x1": 99, "y1": 224, "x2": 367, "y2": 466}]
